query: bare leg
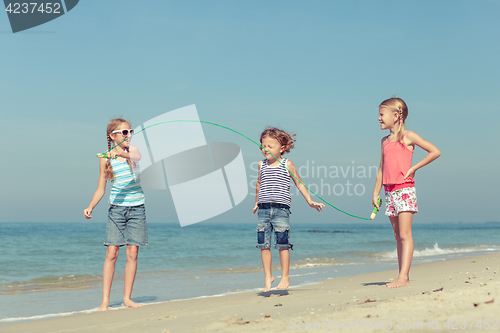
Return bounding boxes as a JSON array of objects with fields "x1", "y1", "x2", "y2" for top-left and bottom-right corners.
[
  {"x1": 123, "y1": 245, "x2": 142, "y2": 307},
  {"x1": 387, "y1": 212, "x2": 414, "y2": 288},
  {"x1": 276, "y1": 249, "x2": 290, "y2": 289},
  {"x1": 99, "y1": 246, "x2": 119, "y2": 311},
  {"x1": 390, "y1": 217, "x2": 403, "y2": 273},
  {"x1": 261, "y1": 249, "x2": 274, "y2": 292}
]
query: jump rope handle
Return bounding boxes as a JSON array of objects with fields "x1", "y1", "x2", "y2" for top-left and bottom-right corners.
[
  {"x1": 96, "y1": 153, "x2": 117, "y2": 159},
  {"x1": 370, "y1": 198, "x2": 382, "y2": 220}
]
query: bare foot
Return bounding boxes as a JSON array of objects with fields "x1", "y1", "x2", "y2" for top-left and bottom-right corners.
[
  {"x1": 276, "y1": 275, "x2": 290, "y2": 289},
  {"x1": 263, "y1": 276, "x2": 275, "y2": 292},
  {"x1": 122, "y1": 299, "x2": 143, "y2": 308},
  {"x1": 97, "y1": 302, "x2": 109, "y2": 311},
  {"x1": 386, "y1": 277, "x2": 410, "y2": 288}
]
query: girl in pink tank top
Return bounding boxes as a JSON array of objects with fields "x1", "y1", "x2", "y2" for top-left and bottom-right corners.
[{"x1": 372, "y1": 98, "x2": 441, "y2": 288}]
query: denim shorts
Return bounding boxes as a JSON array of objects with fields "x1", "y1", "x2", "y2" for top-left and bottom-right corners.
[
  {"x1": 256, "y1": 203, "x2": 292, "y2": 250},
  {"x1": 104, "y1": 204, "x2": 148, "y2": 246}
]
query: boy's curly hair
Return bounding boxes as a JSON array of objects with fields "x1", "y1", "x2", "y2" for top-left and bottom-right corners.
[{"x1": 259, "y1": 127, "x2": 296, "y2": 154}]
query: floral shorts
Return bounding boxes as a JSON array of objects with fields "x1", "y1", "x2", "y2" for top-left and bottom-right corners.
[{"x1": 385, "y1": 186, "x2": 418, "y2": 217}]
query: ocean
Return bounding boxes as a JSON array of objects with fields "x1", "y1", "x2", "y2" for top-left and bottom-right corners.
[{"x1": 1, "y1": 221, "x2": 499, "y2": 323}]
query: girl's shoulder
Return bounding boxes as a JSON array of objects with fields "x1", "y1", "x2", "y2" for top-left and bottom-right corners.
[
  {"x1": 99, "y1": 156, "x2": 108, "y2": 166},
  {"x1": 404, "y1": 130, "x2": 417, "y2": 137},
  {"x1": 403, "y1": 130, "x2": 419, "y2": 144},
  {"x1": 98, "y1": 157, "x2": 109, "y2": 178}
]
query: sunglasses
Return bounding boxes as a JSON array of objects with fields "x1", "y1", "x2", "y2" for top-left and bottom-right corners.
[{"x1": 112, "y1": 129, "x2": 134, "y2": 137}]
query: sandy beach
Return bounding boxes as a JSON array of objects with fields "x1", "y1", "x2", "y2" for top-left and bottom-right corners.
[{"x1": 2, "y1": 253, "x2": 498, "y2": 333}]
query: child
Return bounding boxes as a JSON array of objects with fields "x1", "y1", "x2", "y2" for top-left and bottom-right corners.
[
  {"x1": 252, "y1": 127, "x2": 325, "y2": 292},
  {"x1": 372, "y1": 98, "x2": 440, "y2": 288},
  {"x1": 83, "y1": 118, "x2": 147, "y2": 310}
]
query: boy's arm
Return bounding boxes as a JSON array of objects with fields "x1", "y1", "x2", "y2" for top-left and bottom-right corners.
[
  {"x1": 404, "y1": 131, "x2": 441, "y2": 179},
  {"x1": 287, "y1": 160, "x2": 325, "y2": 212},
  {"x1": 252, "y1": 161, "x2": 262, "y2": 215},
  {"x1": 83, "y1": 158, "x2": 108, "y2": 219}
]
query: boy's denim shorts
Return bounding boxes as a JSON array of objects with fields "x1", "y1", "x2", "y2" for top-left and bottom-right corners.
[
  {"x1": 256, "y1": 203, "x2": 292, "y2": 250},
  {"x1": 104, "y1": 204, "x2": 148, "y2": 247}
]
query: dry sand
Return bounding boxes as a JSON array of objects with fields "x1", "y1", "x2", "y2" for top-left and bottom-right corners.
[{"x1": 2, "y1": 254, "x2": 498, "y2": 333}]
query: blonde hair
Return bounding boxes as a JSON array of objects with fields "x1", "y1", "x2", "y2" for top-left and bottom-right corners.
[
  {"x1": 259, "y1": 127, "x2": 296, "y2": 155},
  {"x1": 104, "y1": 118, "x2": 135, "y2": 180},
  {"x1": 380, "y1": 97, "x2": 408, "y2": 143}
]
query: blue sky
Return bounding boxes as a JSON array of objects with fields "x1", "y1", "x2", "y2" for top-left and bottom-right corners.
[{"x1": 1, "y1": 1, "x2": 498, "y2": 224}]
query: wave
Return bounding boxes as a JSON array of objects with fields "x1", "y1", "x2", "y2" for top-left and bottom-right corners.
[
  {"x1": 0, "y1": 308, "x2": 99, "y2": 323},
  {"x1": 0, "y1": 281, "x2": 322, "y2": 324},
  {"x1": 306, "y1": 230, "x2": 350, "y2": 233},
  {"x1": 206, "y1": 257, "x2": 346, "y2": 274},
  {"x1": 0, "y1": 274, "x2": 101, "y2": 295},
  {"x1": 379, "y1": 243, "x2": 500, "y2": 260},
  {"x1": 205, "y1": 266, "x2": 262, "y2": 274},
  {"x1": 290, "y1": 257, "x2": 347, "y2": 269}
]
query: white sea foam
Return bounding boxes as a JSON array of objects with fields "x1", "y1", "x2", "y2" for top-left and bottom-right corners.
[
  {"x1": 0, "y1": 308, "x2": 99, "y2": 323},
  {"x1": 206, "y1": 257, "x2": 347, "y2": 274},
  {"x1": 290, "y1": 257, "x2": 344, "y2": 269},
  {"x1": 380, "y1": 243, "x2": 500, "y2": 260}
]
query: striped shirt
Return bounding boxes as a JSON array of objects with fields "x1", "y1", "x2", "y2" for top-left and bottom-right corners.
[
  {"x1": 109, "y1": 159, "x2": 145, "y2": 206},
  {"x1": 257, "y1": 158, "x2": 291, "y2": 207}
]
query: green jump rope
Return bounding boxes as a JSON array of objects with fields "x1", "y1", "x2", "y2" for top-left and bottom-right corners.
[{"x1": 98, "y1": 120, "x2": 376, "y2": 221}]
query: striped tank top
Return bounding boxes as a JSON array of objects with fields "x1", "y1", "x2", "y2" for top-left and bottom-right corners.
[
  {"x1": 109, "y1": 158, "x2": 145, "y2": 206},
  {"x1": 257, "y1": 158, "x2": 291, "y2": 207}
]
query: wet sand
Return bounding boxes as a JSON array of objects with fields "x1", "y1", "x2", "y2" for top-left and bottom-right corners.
[{"x1": 2, "y1": 253, "x2": 498, "y2": 332}]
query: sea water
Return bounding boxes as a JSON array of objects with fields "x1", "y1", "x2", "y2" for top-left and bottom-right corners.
[{"x1": 0, "y1": 221, "x2": 499, "y2": 323}]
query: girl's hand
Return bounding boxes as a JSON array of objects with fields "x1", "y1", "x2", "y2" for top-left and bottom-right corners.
[
  {"x1": 404, "y1": 131, "x2": 441, "y2": 175},
  {"x1": 309, "y1": 201, "x2": 325, "y2": 212},
  {"x1": 404, "y1": 167, "x2": 415, "y2": 180},
  {"x1": 252, "y1": 204, "x2": 259, "y2": 215},
  {"x1": 373, "y1": 196, "x2": 381, "y2": 209},
  {"x1": 109, "y1": 150, "x2": 119, "y2": 159},
  {"x1": 83, "y1": 208, "x2": 93, "y2": 219}
]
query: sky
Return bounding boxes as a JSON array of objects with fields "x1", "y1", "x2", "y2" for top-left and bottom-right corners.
[{"x1": 0, "y1": 1, "x2": 498, "y2": 224}]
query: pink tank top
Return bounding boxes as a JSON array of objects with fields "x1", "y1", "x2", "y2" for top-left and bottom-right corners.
[{"x1": 382, "y1": 132, "x2": 415, "y2": 187}]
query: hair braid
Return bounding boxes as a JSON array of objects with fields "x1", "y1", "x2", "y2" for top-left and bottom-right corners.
[
  {"x1": 104, "y1": 119, "x2": 136, "y2": 180},
  {"x1": 396, "y1": 106, "x2": 406, "y2": 144},
  {"x1": 380, "y1": 97, "x2": 408, "y2": 144},
  {"x1": 104, "y1": 134, "x2": 114, "y2": 180}
]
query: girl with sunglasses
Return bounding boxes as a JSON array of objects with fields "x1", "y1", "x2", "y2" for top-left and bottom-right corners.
[{"x1": 83, "y1": 118, "x2": 147, "y2": 311}]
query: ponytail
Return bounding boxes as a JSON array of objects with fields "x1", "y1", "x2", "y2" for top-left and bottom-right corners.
[
  {"x1": 380, "y1": 97, "x2": 408, "y2": 144},
  {"x1": 395, "y1": 106, "x2": 406, "y2": 144}
]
